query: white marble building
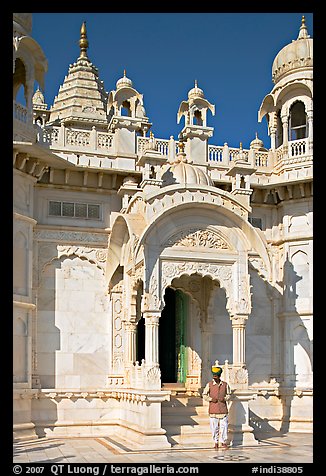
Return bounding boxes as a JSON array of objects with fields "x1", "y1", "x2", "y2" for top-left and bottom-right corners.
[{"x1": 13, "y1": 13, "x2": 313, "y2": 448}]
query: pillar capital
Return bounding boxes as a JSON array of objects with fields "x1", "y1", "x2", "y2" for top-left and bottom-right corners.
[
  {"x1": 230, "y1": 314, "x2": 249, "y2": 326},
  {"x1": 144, "y1": 311, "x2": 160, "y2": 367},
  {"x1": 143, "y1": 313, "x2": 160, "y2": 325},
  {"x1": 124, "y1": 320, "x2": 137, "y2": 331},
  {"x1": 141, "y1": 292, "x2": 161, "y2": 314}
]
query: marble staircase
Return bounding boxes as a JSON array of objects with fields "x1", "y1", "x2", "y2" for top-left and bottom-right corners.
[{"x1": 161, "y1": 388, "x2": 213, "y2": 447}]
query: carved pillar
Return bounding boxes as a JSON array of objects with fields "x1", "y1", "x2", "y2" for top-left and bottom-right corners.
[
  {"x1": 268, "y1": 112, "x2": 277, "y2": 151},
  {"x1": 307, "y1": 109, "x2": 313, "y2": 154},
  {"x1": 143, "y1": 312, "x2": 160, "y2": 367},
  {"x1": 58, "y1": 123, "x2": 65, "y2": 146},
  {"x1": 281, "y1": 114, "x2": 289, "y2": 155},
  {"x1": 231, "y1": 315, "x2": 248, "y2": 366},
  {"x1": 110, "y1": 286, "x2": 125, "y2": 374},
  {"x1": 124, "y1": 288, "x2": 138, "y2": 366},
  {"x1": 270, "y1": 127, "x2": 277, "y2": 151},
  {"x1": 200, "y1": 316, "x2": 214, "y2": 386},
  {"x1": 124, "y1": 321, "x2": 137, "y2": 365}
]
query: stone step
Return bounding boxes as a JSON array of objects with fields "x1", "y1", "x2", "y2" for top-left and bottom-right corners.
[
  {"x1": 162, "y1": 405, "x2": 208, "y2": 415},
  {"x1": 161, "y1": 394, "x2": 212, "y2": 446},
  {"x1": 162, "y1": 419, "x2": 209, "y2": 429},
  {"x1": 162, "y1": 396, "x2": 206, "y2": 408},
  {"x1": 163, "y1": 422, "x2": 211, "y2": 435},
  {"x1": 164, "y1": 425, "x2": 213, "y2": 446}
]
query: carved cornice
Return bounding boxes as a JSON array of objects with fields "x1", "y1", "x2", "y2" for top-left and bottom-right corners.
[
  {"x1": 34, "y1": 228, "x2": 109, "y2": 245},
  {"x1": 14, "y1": 388, "x2": 170, "y2": 402}
]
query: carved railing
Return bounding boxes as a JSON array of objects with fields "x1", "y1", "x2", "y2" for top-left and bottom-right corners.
[
  {"x1": 128, "y1": 360, "x2": 161, "y2": 390},
  {"x1": 208, "y1": 145, "x2": 251, "y2": 163},
  {"x1": 38, "y1": 126, "x2": 114, "y2": 151},
  {"x1": 40, "y1": 126, "x2": 59, "y2": 144},
  {"x1": 13, "y1": 101, "x2": 28, "y2": 123},
  {"x1": 289, "y1": 138, "x2": 308, "y2": 158},
  {"x1": 214, "y1": 359, "x2": 249, "y2": 390},
  {"x1": 137, "y1": 136, "x2": 173, "y2": 156},
  {"x1": 66, "y1": 129, "x2": 90, "y2": 147}
]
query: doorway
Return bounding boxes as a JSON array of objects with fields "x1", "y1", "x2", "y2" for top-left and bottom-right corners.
[{"x1": 159, "y1": 287, "x2": 188, "y2": 383}]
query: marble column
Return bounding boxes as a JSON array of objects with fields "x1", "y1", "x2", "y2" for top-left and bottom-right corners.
[
  {"x1": 144, "y1": 312, "x2": 160, "y2": 367},
  {"x1": 281, "y1": 114, "x2": 289, "y2": 155},
  {"x1": 231, "y1": 315, "x2": 247, "y2": 366},
  {"x1": 307, "y1": 109, "x2": 313, "y2": 154},
  {"x1": 270, "y1": 126, "x2": 277, "y2": 151},
  {"x1": 200, "y1": 317, "x2": 214, "y2": 385},
  {"x1": 124, "y1": 321, "x2": 137, "y2": 365}
]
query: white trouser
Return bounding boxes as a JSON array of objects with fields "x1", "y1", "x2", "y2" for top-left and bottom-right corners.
[{"x1": 209, "y1": 415, "x2": 228, "y2": 443}]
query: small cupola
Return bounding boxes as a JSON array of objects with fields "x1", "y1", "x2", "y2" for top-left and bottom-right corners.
[
  {"x1": 161, "y1": 141, "x2": 214, "y2": 187},
  {"x1": 176, "y1": 80, "x2": 215, "y2": 166}
]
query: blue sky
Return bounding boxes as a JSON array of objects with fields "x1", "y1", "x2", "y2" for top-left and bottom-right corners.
[{"x1": 30, "y1": 12, "x2": 313, "y2": 149}]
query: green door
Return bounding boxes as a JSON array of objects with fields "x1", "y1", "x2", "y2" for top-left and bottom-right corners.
[
  {"x1": 175, "y1": 290, "x2": 187, "y2": 384},
  {"x1": 159, "y1": 287, "x2": 188, "y2": 383}
]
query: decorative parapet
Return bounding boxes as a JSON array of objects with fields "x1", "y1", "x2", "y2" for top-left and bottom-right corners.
[
  {"x1": 13, "y1": 101, "x2": 37, "y2": 142},
  {"x1": 13, "y1": 101, "x2": 28, "y2": 123},
  {"x1": 215, "y1": 359, "x2": 249, "y2": 390},
  {"x1": 107, "y1": 375, "x2": 125, "y2": 388},
  {"x1": 250, "y1": 378, "x2": 280, "y2": 397},
  {"x1": 34, "y1": 228, "x2": 109, "y2": 246},
  {"x1": 128, "y1": 360, "x2": 161, "y2": 390},
  {"x1": 14, "y1": 388, "x2": 170, "y2": 403},
  {"x1": 137, "y1": 136, "x2": 173, "y2": 157},
  {"x1": 137, "y1": 137, "x2": 271, "y2": 171},
  {"x1": 38, "y1": 125, "x2": 114, "y2": 153}
]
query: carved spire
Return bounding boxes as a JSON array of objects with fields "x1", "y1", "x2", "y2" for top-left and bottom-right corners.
[
  {"x1": 297, "y1": 15, "x2": 309, "y2": 40},
  {"x1": 79, "y1": 21, "x2": 89, "y2": 58}
]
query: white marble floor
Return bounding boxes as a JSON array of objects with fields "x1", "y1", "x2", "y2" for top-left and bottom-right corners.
[{"x1": 13, "y1": 432, "x2": 313, "y2": 464}]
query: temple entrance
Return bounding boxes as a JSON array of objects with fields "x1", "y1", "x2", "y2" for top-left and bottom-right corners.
[{"x1": 159, "y1": 287, "x2": 188, "y2": 383}]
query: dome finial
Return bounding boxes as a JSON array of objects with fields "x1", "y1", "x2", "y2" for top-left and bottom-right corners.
[
  {"x1": 79, "y1": 21, "x2": 89, "y2": 58},
  {"x1": 297, "y1": 15, "x2": 309, "y2": 39}
]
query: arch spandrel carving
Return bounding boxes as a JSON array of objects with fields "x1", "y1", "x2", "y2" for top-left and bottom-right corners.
[{"x1": 164, "y1": 227, "x2": 231, "y2": 250}]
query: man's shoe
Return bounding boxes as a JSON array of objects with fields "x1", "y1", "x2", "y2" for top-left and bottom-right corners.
[
  {"x1": 221, "y1": 443, "x2": 228, "y2": 449},
  {"x1": 214, "y1": 443, "x2": 219, "y2": 450}
]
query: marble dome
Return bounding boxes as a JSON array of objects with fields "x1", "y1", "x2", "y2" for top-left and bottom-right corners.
[
  {"x1": 272, "y1": 16, "x2": 313, "y2": 83},
  {"x1": 188, "y1": 80, "x2": 205, "y2": 99},
  {"x1": 161, "y1": 157, "x2": 213, "y2": 187},
  {"x1": 32, "y1": 88, "x2": 45, "y2": 105},
  {"x1": 116, "y1": 70, "x2": 133, "y2": 90}
]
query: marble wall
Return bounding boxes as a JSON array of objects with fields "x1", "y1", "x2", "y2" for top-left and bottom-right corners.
[{"x1": 36, "y1": 255, "x2": 110, "y2": 389}]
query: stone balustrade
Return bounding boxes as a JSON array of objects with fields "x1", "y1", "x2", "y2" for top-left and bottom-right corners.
[
  {"x1": 32, "y1": 118, "x2": 312, "y2": 175},
  {"x1": 289, "y1": 138, "x2": 308, "y2": 157},
  {"x1": 128, "y1": 360, "x2": 162, "y2": 390},
  {"x1": 13, "y1": 101, "x2": 28, "y2": 123},
  {"x1": 38, "y1": 125, "x2": 114, "y2": 153}
]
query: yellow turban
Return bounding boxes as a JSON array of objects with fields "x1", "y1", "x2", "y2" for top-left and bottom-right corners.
[{"x1": 212, "y1": 366, "x2": 222, "y2": 375}]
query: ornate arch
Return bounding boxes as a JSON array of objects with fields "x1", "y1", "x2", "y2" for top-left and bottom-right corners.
[{"x1": 159, "y1": 260, "x2": 251, "y2": 318}]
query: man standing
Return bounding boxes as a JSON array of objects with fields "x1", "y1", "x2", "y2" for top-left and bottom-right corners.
[{"x1": 202, "y1": 365, "x2": 231, "y2": 450}]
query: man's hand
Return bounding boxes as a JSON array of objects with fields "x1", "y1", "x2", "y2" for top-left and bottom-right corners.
[{"x1": 211, "y1": 398, "x2": 218, "y2": 403}]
